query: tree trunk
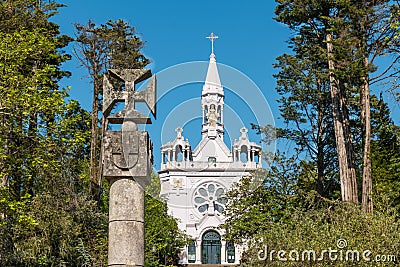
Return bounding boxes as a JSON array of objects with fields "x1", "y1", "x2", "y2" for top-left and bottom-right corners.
[
  {"x1": 316, "y1": 78, "x2": 325, "y2": 196},
  {"x1": 27, "y1": 113, "x2": 38, "y2": 196},
  {"x1": 361, "y1": 56, "x2": 373, "y2": 213},
  {"x1": 338, "y1": 82, "x2": 358, "y2": 203},
  {"x1": 326, "y1": 32, "x2": 358, "y2": 203},
  {"x1": 97, "y1": 115, "x2": 106, "y2": 208},
  {"x1": 89, "y1": 77, "x2": 99, "y2": 195},
  {"x1": 0, "y1": 115, "x2": 10, "y2": 188},
  {"x1": 89, "y1": 44, "x2": 100, "y2": 195}
]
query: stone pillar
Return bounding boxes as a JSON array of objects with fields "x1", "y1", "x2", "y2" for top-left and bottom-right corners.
[
  {"x1": 251, "y1": 150, "x2": 255, "y2": 162},
  {"x1": 108, "y1": 178, "x2": 144, "y2": 266},
  {"x1": 104, "y1": 127, "x2": 151, "y2": 267},
  {"x1": 195, "y1": 238, "x2": 202, "y2": 264},
  {"x1": 221, "y1": 240, "x2": 227, "y2": 264},
  {"x1": 102, "y1": 69, "x2": 156, "y2": 267},
  {"x1": 235, "y1": 245, "x2": 241, "y2": 264}
]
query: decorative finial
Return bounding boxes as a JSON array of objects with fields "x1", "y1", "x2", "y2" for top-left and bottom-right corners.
[
  {"x1": 206, "y1": 32, "x2": 219, "y2": 55},
  {"x1": 240, "y1": 127, "x2": 248, "y2": 139},
  {"x1": 175, "y1": 126, "x2": 183, "y2": 139}
]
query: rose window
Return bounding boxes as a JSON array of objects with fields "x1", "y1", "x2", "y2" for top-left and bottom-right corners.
[{"x1": 193, "y1": 182, "x2": 227, "y2": 214}]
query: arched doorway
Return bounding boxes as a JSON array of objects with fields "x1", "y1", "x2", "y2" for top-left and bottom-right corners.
[{"x1": 201, "y1": 231, "x2": 221, "y2": 264}]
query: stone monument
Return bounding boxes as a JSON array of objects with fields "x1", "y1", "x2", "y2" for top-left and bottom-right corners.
[{"x1": 102, "y1": 69, "x2": 156, "y2": 267}]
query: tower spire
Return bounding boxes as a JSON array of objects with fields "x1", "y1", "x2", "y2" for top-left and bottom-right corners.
[
  {"x1": 202, "y1": 32, "x2": 224, "y2": 138},
  {"x1": 206, "y1": 32, "x2": 219, "y2": 55}
]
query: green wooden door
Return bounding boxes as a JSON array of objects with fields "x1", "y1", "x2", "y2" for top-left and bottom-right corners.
[{"x1": 201, "y1": 231, "x2": 221, "y2": 264}]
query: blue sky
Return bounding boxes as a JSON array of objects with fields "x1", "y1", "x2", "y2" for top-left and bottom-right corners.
[
  {"x1": 54, "y1": 1, "x2": 288, "y2": 109},
  {"x1": 52, "y1": 1, "x2": 399, "y2": 169},
  {"x1": 52, "y1": 0, "x2": 290, "y2": 168}
]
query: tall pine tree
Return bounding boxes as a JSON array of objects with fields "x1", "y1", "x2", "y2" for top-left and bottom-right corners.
[{"x1": 74, "y1": 19, "x2": 150, "y2": 203}]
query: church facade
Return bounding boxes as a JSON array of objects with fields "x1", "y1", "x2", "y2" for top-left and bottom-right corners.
[{"x1": 158, "y1": 34, "x2": 261, "y2": 265}]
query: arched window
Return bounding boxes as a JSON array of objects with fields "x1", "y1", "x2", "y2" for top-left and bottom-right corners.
[
  {"x1": 217, "y1": 105, "x2": 221, "y2": 123},
  {"x1": 204, "y1": 105, "x2": 209, "y2": 123},
  {"x1": 163, "y1": 152, "x2": 168, "y2": 163},
  {"x1": 240, "y1": 145, "x2": 248, "y2": 162},
  {"x1": 226, "y1": 242, "x2": 235, "y2": 263},
  {"x1": 188, "y1": 240, "x2": 196, "y2": 263},
  {"x1": 175, "y1": 145, "x2": 183, "y2": 162}
]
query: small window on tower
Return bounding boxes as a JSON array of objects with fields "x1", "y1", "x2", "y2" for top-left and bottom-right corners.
[{"x1": 208, "y1": 157, "x2": 216, "y2": 163}]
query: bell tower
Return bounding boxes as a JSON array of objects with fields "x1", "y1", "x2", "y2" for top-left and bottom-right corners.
[
  {"x1": 159, "y1": 32, "x2": 263, "y2": 265},
  {"x1": 202, "y1": 33, "x2": 224, "y2": 139}
]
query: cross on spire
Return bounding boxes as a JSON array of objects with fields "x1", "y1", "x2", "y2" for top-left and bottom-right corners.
[{"x1": 206, "y1": 32, "x2": 219, "y2": 54}]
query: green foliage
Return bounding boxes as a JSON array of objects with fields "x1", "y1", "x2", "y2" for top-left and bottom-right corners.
[
  {"x1": 0, "y1": 1, "x2": 108, "y2": 266},
  {"x1": 239, "y1": 198, "x2": 400, "y2": 267},
  {"x1": 145, "y1": 173, "x2": 188, "y2": 267},
  {"x1": 0, "y1": 190, "x2": 108, "y2": 266},
  {"x1": 273, "y1": 0, "x2": 400, "y2": 201},
  {"x1": 223, "y1": 152, "x2": 335, "y2": 243},
  {"x1": 371, "y1": 97, "x2": 400, "y2": 212},
  {"x1": 0, "y1": 95, "x2": 108, "y2": 266},
  {"x1": 73, "y1": 18, "x2": 150, "y2": 104},
  {"x1": 232, "y1": 0, "x2": 400, "y2": 255},
  {"x1": 272, "y1": 30, "x2": 340, "y2": 198},
  {"x1": 76, "y1": 238, "x2": 94, "y2": 267},
  {"x1": 228, "y1": 0, "x2": 400, "y2": 258},
  {"x1": 223, "y1": 152, "x2": 400, "y2": 266},
  {"x1": 74, "y1": 19, "x2": 150, "y2": 76}
]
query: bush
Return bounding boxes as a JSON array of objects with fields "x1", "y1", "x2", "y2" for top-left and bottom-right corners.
[{"x1": 239, "y1": 196, "x2": 400, "y2": 266}]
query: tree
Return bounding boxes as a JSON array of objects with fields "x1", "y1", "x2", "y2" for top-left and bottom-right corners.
[
  {"x1": 0, "y1": 0, "x2": 71, "y2": 190},
  {"x1": 275, "y1": 0, "x2": 358, "y2": 203},
  {"x1": 0, "y1": 28, "x2": 108, "y2": 266},
  {"x1": 222, "y1": 1, "x2": 400, "y2": 264},
  {"x1": 0, "y1": 2, "x2": 108, "y2": 265},
  {"x1": 222, "y1": 152, "x2": 301, "y2": 244},
  {"x1": 348, "y1": 0, "x2": 400, "y2": 212},
  {"x1": 371, "y1": 95, "x2": 400, "y2": 212},
  {"x1": 74, "y1": 19, "x2": 150, "y2": 203},
  {"x1": 145, "y1": 173, "x2": 188, "y2": 267},
  {"x1": 237, "y1": 198, "x2": 400, "y2": 267},
  {"x1": 274, "y1": 0, "x2": 400, "y2": 208},
  {"x1": 271, "y1": 30, "x2": 339, "y2": 198}
]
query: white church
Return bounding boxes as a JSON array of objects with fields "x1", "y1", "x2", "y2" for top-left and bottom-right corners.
[{"x1": 158, "y1": 33, "x2": 262, "y2": 265}]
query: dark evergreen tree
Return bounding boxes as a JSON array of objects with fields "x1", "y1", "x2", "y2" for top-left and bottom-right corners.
[{"x1": 74, "y1": 19, "x2": 150, "y2": 204}]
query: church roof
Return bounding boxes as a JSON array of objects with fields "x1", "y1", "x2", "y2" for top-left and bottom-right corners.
[
  {"x1": 205, "y1": 53, "x2": 221, "y2": 88},
  {"x1": 192, "y1": 134, "x2": 231, "y2": 162},
  {"x1": 202, "y1": 33, "x2": 223, "y2": 96}
]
